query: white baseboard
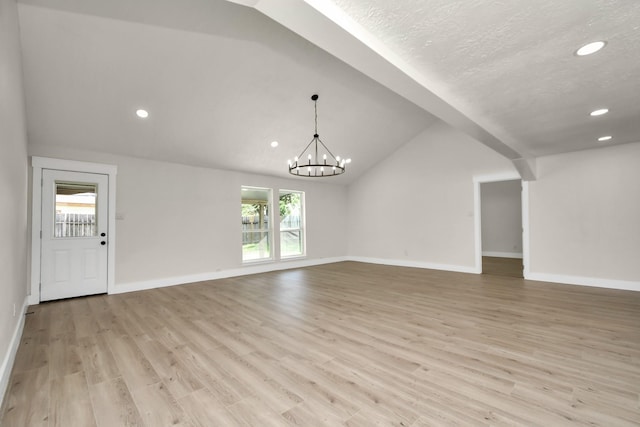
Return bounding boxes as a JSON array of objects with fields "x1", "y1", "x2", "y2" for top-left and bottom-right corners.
[
  {"x1": 111, "y1": 256, "x2": 349, "y2": 294},
  {"x1": 348, "y1": 256, "x2": 479, "y2": 274},
  {"x1": 526, "y1": 272, "x2": 640, "y2": 292},
  {"x1": 482, "y1": 251, "x2": 523, "y2": 259},
  {"x1": 108, "y1": 256, "x2": 640, "y2": 296},
  {"x1": 0, "y1": 296, "x2": 29, "y2": 410}
]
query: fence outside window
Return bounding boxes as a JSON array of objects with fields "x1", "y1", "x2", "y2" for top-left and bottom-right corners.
[{"x1": 54, "y1": 212, "x2": 96, "y2": 237}]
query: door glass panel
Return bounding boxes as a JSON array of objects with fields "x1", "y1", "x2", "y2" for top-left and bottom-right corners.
[{"x1": 54, "y1": 182, "x2": 97, "y2": 238}]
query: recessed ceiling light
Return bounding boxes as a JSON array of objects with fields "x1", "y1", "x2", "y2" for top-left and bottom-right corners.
[
  {"x1": 270, "y1": 141, "x2": 279, "y2": 148},
  {"x1": 575, "y1": 41, "x2": 606, "y2": 56},
  {"x1": 590, "y1": 108, "x2": 609, "y2": 116},
  {"x1": 598, "y1": 136, "x2": 612, "y2": 142},
  {"x1": 136, "y1": 109, "x2": 149, "y2": 118}
]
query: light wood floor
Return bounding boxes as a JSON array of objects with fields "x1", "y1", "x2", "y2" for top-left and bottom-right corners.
[
  {"x1": 2, "y1": 262, "x2": 640, "y2": 426},
  {"x1": 482, "y1": 256, "x2": 523, "y2": 278}
]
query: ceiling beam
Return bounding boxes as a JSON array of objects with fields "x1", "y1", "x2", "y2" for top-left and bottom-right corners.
[
  {"x1": 512, "y1": 158, "x2": 537, "y2": 182},
  {"x1": 227, "y1": 0, "x2": 536, "y2": 180}
]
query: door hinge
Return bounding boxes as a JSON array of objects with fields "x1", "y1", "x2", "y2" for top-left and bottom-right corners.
[{"x1": 40, "y1": 230, "x2": 42, "y2": 239}]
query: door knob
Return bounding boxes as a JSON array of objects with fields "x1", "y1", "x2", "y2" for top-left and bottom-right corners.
[{"x1": 101, "y1": 241, "x2": 106, "y2": 245}]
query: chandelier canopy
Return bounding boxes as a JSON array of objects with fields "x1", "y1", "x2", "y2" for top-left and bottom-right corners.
[{"x1": 288, "y1": 94, "x2": 350, "y2": 177}]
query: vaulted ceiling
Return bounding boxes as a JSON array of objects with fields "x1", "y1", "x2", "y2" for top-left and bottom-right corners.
[{"x1": 17, "y1": 0, "x2": 640, "y2": 183}]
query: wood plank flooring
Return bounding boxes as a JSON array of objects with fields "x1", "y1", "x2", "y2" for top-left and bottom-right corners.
[
  {"x1": 2, "y1": 261, "x2": 640, "y2": 426},
  {"x1": 482, "y1": 256, "x2": 523, "y2": 278}
]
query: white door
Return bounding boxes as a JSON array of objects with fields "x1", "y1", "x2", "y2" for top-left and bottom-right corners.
[{"x1": 41, "y1": 169, "x2": 109, "y2": 301}]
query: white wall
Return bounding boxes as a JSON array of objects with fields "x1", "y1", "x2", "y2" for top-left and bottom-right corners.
[
  {"x1": 528, "y1": 142, "x2": 640, "y2": 289},
  {"x1": 0, "y1": 0, "x2": 29, "y2": 406},
  {"x1": 347, "y1": 120, "x2": 516, "y2": 272},
  {"x1": 481, "y1": 180, "x2": 522, "y2": 257},
  {"x1": 28, "y1": 145, "x2": 349, "y2": 291},
  {"x1": 347, "y1": 121, "x2": 639, "y2": 290},
  {"x1": 29, "y1": 128, "x2": 640, "y2": 298}
]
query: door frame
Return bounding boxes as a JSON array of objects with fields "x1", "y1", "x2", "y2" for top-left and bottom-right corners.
[
  {"x1": 472, "y1": 172, "x2": 530, "y2": 278},
  {"x1": 30, "y1": 156, "x2": 117, "y2": 305}
]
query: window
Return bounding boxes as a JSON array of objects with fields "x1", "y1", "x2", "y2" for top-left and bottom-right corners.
[
  {"x1": 54, "y1": 182, "x2": 98, "y2": 237},
  {"x1": 279, "y1": 190, "x2": 305, "y2": 258},
  {"x1": 241, "y1": 187, "x2": 272, "y2": 262}
]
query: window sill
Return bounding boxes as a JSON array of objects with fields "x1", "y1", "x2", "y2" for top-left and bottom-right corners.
[
  {"x1": 242, "y1": 258, "x2": 274, "y2": 266},
  {"x1": 280, "y1": 255, "x2": 307, "y2": 262}
]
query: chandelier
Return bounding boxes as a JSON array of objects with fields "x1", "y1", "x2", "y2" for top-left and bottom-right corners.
[{"x1": 288, "y1": 94, "x2": 350, "y2": 177}]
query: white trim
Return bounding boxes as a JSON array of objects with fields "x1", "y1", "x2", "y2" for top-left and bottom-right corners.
[
  {"x1": 521, "y1": 182, "x2": 531, "y2": 278},
  {"x1": 482, "y1": 251, "x2": 523, "y2": 259},
  {"x1": 473, "y1": 171, "x2": 522, "y2": 184},
  {"x1": 526, "y1": 272, "x2": 640, "y2": 292},
  {"x1": 111, "y1": 256, "x2": 348, "y2": 294},
  {"x1": 473, "y1": 180, "x2": 482, "y2": 273},
  {"x1": 0, "y1": 296, "x2": 29, "y2": 409},
  {"x1": 101, "y1": 254, "x2": 639, "y2": 296},
  {"x1": 32, "y1": 157, "x2": 117, "y2": 175},
  {"x1": 348, "y1": 257, "x2": 478, "y2": 274},
  {"x1": 30, "y1": 157, "x2": 117, "y2": 304}
]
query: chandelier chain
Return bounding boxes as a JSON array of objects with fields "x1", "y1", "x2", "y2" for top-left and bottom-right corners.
[{"x1": 314, "y1": 98, "x2": 318, "y2": 136}]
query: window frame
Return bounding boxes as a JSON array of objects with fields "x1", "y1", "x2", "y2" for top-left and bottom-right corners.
[
  {"x1": 241, "y1": 186, "x2": 273, "y2": 263},
  {"x1": 279, "y1": 189, "x2": 306, "y2": 259}
]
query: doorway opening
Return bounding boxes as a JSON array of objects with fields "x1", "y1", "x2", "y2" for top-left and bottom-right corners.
[
  {"x1": 480, "y1": 180, "x2": 523, "y2": 278},
  {"x1": 473, "y1": 173, "x2": 529, "y2": 278}
]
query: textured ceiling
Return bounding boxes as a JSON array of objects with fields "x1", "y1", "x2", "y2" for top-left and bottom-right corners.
[
  {"x1": 327, "y1": 0, "x2": 640, "y2": 157},
  {"x1": 17, "y1": 0, "x2": 435, "y2": 184},
  {"x1": 16, "y1": 0, "x2": 640, "y2": 184}
]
